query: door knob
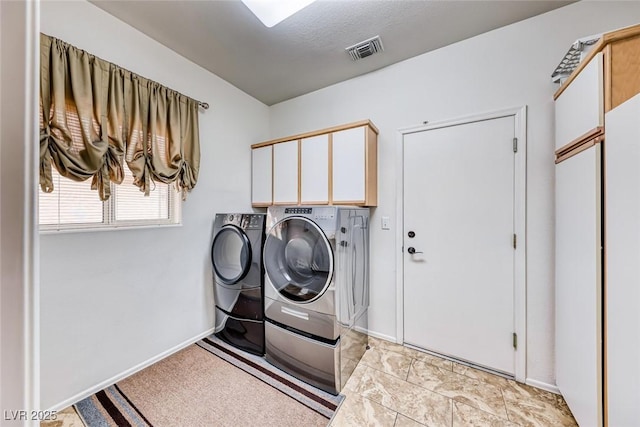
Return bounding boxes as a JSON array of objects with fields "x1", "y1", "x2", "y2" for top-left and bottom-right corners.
[{"x1": 407, "y1": 247, "x2": 423, "y2": 254}]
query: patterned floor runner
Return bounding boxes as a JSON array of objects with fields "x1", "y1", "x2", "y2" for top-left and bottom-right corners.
[
  {"x1": 197, "y1": 335, "x2": 344, "y2": 419},
  {"x1": 73, "y1": 335, "x2": 343, "y2": 426}
]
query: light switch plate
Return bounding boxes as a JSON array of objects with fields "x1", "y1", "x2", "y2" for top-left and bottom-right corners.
[{"x1": 381, "y1": 216, "x2": 390, "y2": 230}]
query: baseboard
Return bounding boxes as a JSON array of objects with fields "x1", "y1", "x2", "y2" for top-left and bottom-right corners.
[
  {"x1": 525, "y1": 378, "x2": 561, "y2": 395},
  {"x1": 353, "y1": 325, "x2": 368, "y2": 335},
  {"x1": 365, "y1": 329, "x2": 397, "y2": 344},
  {"x1": 47, "y1": 327, "x2": 215, "y2": 411}
]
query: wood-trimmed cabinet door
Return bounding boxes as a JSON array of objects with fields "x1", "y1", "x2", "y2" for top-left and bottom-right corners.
[
  {"x1": 251, "y1": 145, "x2": 272, "y2": 206},
  {"x1": 555, "y1": 144, "x2": 603, "y2": 427},
  {"x1": 300, "y1": 134, "x2": 329, "y2": 204},
  {"x1": 332, "y1": 125, "x2": 377, "y2": 206},
  {"x1": 555, "y1": 52, "x2": 604, "y2": 151},
  {"x1": 272, "y1": 140, "x2": 299, "y2": 205}
]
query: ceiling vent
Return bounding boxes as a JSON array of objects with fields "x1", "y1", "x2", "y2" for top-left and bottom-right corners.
[{"x1": 346, "y1": 36, "x2": 384, "y2": 61}]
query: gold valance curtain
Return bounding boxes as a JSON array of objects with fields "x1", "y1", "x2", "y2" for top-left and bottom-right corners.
[{"x1": 39, "y1": 34, "x2": 201, "y2": 201}]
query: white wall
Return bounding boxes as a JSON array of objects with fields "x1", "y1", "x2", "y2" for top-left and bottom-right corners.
[
  {"x1": 1, "y1": 1, "x2": 39, "y2": 425},
  {"x1": 39, "y1": 1, "x2": 269, "y2": 409},
  {"x1": 269, "y1": 1, "x2": 640, "y2": 386}
]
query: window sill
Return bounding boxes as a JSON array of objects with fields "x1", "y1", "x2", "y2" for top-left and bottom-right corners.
[{"x1": 39, "y1": 222, "x2": 182, "y2": 235}]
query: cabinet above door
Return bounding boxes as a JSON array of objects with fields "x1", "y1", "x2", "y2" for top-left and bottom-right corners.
[
  {"x1": 555, "y1": 52, "x2": 604, "y2": 152},
  {"x1": 554, "y1": 24, "x2": 640, "y2": 156},
  {"x1": 251, "y1": 120, "x2": 378, "y2": 207}
]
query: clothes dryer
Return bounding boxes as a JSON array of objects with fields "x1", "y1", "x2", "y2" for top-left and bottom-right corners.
[
  {"x1": 263, "y1": 206, "x2": 369, "y2": 394},
  {"x1": 211, "y1": 213, "x2": 266, "y2": 355}
]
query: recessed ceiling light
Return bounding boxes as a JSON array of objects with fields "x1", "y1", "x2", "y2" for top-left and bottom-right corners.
[{"x1": 241, "y1": 0, "x2": 316, "y2": 28}]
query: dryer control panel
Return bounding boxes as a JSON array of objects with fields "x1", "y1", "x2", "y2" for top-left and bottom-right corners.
[
  {"x1": 216, "y1": 213, "x2": 265, "y2": 230},
  {"x1": 246, "y1": 214, "x2": 265, "y2": 230}
]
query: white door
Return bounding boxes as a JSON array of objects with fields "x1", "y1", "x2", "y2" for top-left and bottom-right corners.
[{"x1": 403, "y1": 116, "x2": 516, "y2": 375}]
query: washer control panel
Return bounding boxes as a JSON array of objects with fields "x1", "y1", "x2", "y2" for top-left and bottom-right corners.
[
  {"x1": 313, "y1": 207, "x2": 336, "y2": 221},
  {"x1": 278, "y1": 206, "x2": 337, "y2": 238},
  {"x1": 284, "y1": 207, "x2": 312, "y2": 215}
]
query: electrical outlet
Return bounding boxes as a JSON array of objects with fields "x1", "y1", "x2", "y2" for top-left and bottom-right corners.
[{"x1": 381, "y1": 216, "x2": 390, "y2": 230}]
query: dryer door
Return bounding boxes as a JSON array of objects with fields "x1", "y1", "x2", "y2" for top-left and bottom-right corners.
[
  {"x1": 211, "y1": 225, "x2": 252, "y2": 285},
  {"x1": 264, "y1": 217, "x2": 333, "y2": 303}
]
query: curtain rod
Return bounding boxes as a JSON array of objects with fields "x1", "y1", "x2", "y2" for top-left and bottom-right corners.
[{"x1": 42, "y1": 33, "x2": 210, "y2": 111}]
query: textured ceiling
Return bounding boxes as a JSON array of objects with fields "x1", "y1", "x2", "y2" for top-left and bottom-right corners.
[{"x1": 90, "y1": 0, "x2": 573, "y2": 106}]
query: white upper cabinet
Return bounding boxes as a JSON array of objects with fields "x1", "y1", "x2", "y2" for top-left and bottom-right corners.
[
  {"x1": 273, "y1": 140, "x2": 299, "y2": 205},
  {"x1": 251, "y1": 145, "x2": 272, "y2": 206},
  {"x1": 332, "y1": 125, "x2": 377, "y2": 206},
  {"x1": 300, "y1": 134, "x2": 329, "y2": 204},
  {"x1": 332, "y1": 126, "x2": 366, "y2": 204},
  {"x1": 555, "y1": 52, "x2": 604, "y2": 150},
  {"x1": 251, "y1": 120, "x2": 378, "y2": 207}
]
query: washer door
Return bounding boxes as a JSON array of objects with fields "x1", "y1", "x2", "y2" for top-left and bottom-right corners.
[
  {"x1": 264, "y1": 217, "x2": 333, "y2": 303},
  {"x1": 211, "y1": 225, "x2": 252, "y2": 285}
]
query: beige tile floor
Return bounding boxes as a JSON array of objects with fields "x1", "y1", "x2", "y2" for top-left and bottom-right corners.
[
  {"x1": 44, "y1": 336, "x2": 578, "y2": 427},
  {"x1": 331, "y1": 337, "x2": 578, "y2": 427},
  {"x1": 40, "y1": 406, "x2": 83, "y2": 427}
]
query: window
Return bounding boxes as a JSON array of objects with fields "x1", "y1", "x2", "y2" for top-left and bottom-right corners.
[
  {"x1": 39, "y1": 34, "x2": 200, "y2": 232},
  {"x1": 39, "y1": 167, "x2": 181, "y2": 231},
  {"x1": 37, "y1": 93, "x2": 180, "y2": 232}
]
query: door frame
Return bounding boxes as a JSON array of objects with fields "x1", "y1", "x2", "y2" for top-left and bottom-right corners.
[
  {"x1": 395, "y1": 106, "x2": 527, "y2": 382},
  {"x1": 1, "y1": 0, "x2": 40, "y2": 418}
]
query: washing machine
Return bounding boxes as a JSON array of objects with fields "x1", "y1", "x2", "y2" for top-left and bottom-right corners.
[
  {"x1": 263, "y1": 206, "x2": 369, "y2": 394},
  {"x1": 211, "y1": 213, "x2": 266, "y2": 355}
]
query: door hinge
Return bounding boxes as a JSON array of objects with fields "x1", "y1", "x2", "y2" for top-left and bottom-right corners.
[
  {"x1": 513, "y1": 234, "x2": 517, "y2": 249},
  {"x1": 513, "y1": 137, "x2": 518, "y2": 153},
  {"x1": 513, "y1": 332, "x2": 518, "y2": 349}
]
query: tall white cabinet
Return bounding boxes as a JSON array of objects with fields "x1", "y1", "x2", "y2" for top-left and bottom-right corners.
[
  {"x1": 553, "y1": 23, "x2": 640, "y2": 427},
  {"x1": 604, "y1": 93, "x2": 640, "y2": 427},
  {"x1": 554, "y1": 53, "x2": 604, "y2": 427},
  {"x1": 251, "y1": 120, "x2": 378, "y2": 207}
]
